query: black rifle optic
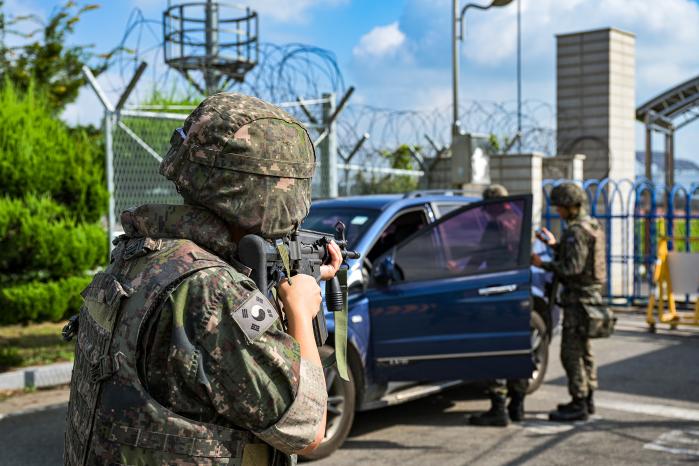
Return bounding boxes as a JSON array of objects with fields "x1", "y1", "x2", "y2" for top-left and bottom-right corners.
[{"x1": 237, "y1": 222, "x2": 360, "y2": 346}]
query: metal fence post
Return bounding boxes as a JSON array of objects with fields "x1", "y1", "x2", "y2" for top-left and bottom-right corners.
[
  {"x1": 104, "y1": 112, "x2": 116, "y2": 247},
  {"x1": 320, "y1": 92, "x2": 338, "y2": 198}
]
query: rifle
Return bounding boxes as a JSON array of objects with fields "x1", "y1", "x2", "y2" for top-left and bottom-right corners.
[{"x1": 237, "y1": 222, "x2": 360, "y2": 348}]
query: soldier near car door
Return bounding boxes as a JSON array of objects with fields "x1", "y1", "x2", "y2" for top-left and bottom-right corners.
[
  {"x1": 62, "y1": 93, "x2": 340, "y2": 465},
  {"x1": 532, "y1": 182, "x2": 613, "y2": 422}
]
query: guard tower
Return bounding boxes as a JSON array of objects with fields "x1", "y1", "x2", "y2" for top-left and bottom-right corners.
[{"x1": 163, "y1": 1, "x2": 259, "y2": 95}]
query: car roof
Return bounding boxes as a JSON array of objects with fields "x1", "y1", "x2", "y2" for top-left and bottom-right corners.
[{"x1": 311, "y1": 193, "x2": 479, "y2": 211}]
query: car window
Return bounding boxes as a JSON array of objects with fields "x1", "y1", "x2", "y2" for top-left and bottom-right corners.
[
  {"x1": 367, "y1": 209, "x2": 428, "y2": 264},
  {"x1": 434, "y1": 203, "x2": 467, "y2": 217},
  {"x1": 302, "y1": 207, "x2": 379, "y2": 248},
  {"x1": 393, "y1": 199, "x2": 526, "y2": 282}
]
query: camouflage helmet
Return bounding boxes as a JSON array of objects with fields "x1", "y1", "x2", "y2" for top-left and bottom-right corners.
[
  {"x1": 550, "y1": 182, "x2": 587, "y2": 207},
  {"x1": 159, "y1": 93, "x2": 316, "y2": 238},
  {"x1": 482, "y1": 184, "x2": 508, "y2": 200}
]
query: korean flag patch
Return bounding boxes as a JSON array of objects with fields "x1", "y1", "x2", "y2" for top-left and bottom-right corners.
[{"x1": 232, "y1": 291, "x2": 279, "y2": 342}]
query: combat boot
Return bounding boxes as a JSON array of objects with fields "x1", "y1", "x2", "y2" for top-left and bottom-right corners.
[
  {"x1": 508, "y1": 392, "x2": 525, "y2": 422},
  {"x1": 469, "y1": 394, "x2": 509, "y2": 427},
  {"x1": 586, "y1": 390, "x2": 595, "y2": 414},
  {"x1": 549, "y1": 397, "x2": 588, "y2": 422},
  {"x1": 557, "y1": 391, "x2": 595, "y2": 414}
]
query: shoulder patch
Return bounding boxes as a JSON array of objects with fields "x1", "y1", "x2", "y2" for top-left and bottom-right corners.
[{"x1": 231, "y1": 290, "x2": 279, "y2": 342}]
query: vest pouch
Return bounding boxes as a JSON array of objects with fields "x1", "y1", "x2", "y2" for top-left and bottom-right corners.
[
  {"x1": 582, "y1": 303, "x2": 616, "y2": 338},
  {"x1": 578, "y1": 221, "x2": 607, "y2": 284},
  {"x1": 81, "y1": 272, "x2": 132, "y2": 333}
]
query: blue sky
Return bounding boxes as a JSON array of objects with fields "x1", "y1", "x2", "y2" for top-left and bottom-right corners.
[{"x1": 9, "y1": 0, "x2": 699, "y2": 165}]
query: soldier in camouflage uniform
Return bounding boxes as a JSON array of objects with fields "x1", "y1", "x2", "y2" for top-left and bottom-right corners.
[
  {"x1": 63, "y1": 93, "x2": 341, "y2": 465},
  {"x1": 532, "y1": 182, "x2": 605, "y2": 422},
  {"x1": 469, "y1": 185, "x2": 528, "y2": 427}
]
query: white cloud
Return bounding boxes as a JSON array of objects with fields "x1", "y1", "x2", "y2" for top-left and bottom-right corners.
[
  {"x1": 460, "y1": 0, "x2": 699, "y2": 90},
  {"x1": 353, "y1": 22, "x2": 407, "y2": 59}
]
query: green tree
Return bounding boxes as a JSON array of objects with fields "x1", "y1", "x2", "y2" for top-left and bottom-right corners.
[
  {"x1": 0, "y1": 0, "x2": 106, "y2": 113},
  {"x1": 354, "y1": 145, "x2": 420, "y2": 194}
]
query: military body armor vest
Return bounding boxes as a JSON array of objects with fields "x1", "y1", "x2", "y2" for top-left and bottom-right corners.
[
  {"x1": 558, "y1": 217, "x2": 606, "y2": 289},
  {"x1": 575, "y1": 218, "x2": 607, "y2": 285},
  {"x1": 64, "y1": 237, "x2": 258, "y2": 466}
]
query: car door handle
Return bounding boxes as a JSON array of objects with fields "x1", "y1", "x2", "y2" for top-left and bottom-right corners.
[{"x1": 478, "y1": 284, "x2": 518, "y2": 296}]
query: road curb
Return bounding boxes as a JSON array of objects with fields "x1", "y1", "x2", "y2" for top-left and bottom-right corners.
[{"x1": 0, "y1": 362, "x2": 73, "y2": 391}]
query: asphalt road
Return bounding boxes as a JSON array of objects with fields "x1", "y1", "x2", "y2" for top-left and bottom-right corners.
[{"x1": 2, "y1": 314, "x2": 698, "y2": 465}]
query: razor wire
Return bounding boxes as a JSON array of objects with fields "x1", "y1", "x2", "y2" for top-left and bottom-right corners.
[
  {"x1": 104, "y1": 7, "x2": 559, "y2": 205},
  {"x1": 108, "y1": 7, "x2": 555, "y2": 155}
]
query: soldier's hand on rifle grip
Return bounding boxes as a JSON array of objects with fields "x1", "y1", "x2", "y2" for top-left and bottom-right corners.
[
  {"x1": 277, "y1": 274, "x2": 323, "y2": 323},
  {"x1": 319, "y1": 240, "x2": 343, "y2": 281}
]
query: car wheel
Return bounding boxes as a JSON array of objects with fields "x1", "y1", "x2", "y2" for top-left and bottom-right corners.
[
  {"x1": 300, "y1": 345, "x2": 356, "y2": 461},
  {"x1": 526, "y1": 312, "x2": 549, "y2": 394}
]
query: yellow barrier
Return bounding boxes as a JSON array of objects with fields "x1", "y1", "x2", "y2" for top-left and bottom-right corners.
[{"x1": 646, "y1": 236, "x2": 699, "y2": 332}]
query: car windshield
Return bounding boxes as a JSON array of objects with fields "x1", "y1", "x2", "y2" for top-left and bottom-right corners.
[{"x1": 302, "y1": 206, "x2": 380, "y2": 248}]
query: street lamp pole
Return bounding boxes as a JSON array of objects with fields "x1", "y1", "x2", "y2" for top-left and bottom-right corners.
[
  {"x1": 452, "y1": 0, "x2": 514, "y2": 141},
  {"x1": 452, "y1": 0, "x2": 460, "y2": 137}
]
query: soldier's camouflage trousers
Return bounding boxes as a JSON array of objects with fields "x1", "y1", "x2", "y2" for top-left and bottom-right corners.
[
  {"x1": 490, "y1": 378, "x2": 528, "y2": 398},
  {"x1": 561, "y1": 303, "x2": 598, "y2": 398}
]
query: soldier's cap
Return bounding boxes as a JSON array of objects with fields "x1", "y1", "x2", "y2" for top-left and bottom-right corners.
[
  {"x1": 549, "y1": 182, "x2": 587, "y2": 207},
  {"x1": 482, "y1": 184, "x2": 509, "y2": 200},
  {"x1": 159, "y1": 92, "x2": 316, "y2": 238}
]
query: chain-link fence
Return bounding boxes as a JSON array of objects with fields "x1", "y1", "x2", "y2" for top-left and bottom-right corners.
[{"x1": 112, "y1": 110, "x2": 184, "y2": 218}]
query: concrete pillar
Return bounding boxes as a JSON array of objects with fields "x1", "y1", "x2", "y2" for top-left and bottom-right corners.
[
  {"x1": 489, "y1": 152, "x2": 544, "y2": 231},
  {"x1": 556, "y1": 28, "x2": 636, "y2": 182},
  {"x1": 557, "y1": 28, "x2": 636, "y2": 298},
  {"x1": 542, "y1": 154, "x2": 586, "y2": 181}
]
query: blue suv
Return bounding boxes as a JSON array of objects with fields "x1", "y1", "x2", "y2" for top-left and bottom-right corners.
[{"x1": 300, "y1": 191, "x2": 556, "y2": 459}]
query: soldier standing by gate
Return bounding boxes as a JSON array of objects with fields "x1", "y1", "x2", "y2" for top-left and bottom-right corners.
[{"x1": 532, "y1": 182, "x2": 606, "y2": 422}]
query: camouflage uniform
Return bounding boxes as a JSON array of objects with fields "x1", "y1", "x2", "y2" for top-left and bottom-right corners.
[
  {"x1": 542, "y1": 214, "x2": 603, "y2": 399},
  {"x1": 541, "y1": 183, "x2": 605, "y2": 403},
  {"x1": 64, "y1": 94, "x2": 325, "y2": 465}
]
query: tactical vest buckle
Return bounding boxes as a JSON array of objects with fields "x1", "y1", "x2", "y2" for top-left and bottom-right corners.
[
  {"x1": 90, "y1": 354, "x2": 119, "y2": 383},
  {"x1": 62, "y1": 315, "x2": 79, "y2": 342},
  {"x1": 123, "y1": 237, "x2": 163, "y2": 261}
]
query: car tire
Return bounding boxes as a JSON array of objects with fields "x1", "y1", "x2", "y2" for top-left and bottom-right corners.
[
  {"x1": 299, "y1": 345, "x2": 357, "y2": 461},
  {"x1": 526, "y1": 312, "x2": 549, "y2": 394}
]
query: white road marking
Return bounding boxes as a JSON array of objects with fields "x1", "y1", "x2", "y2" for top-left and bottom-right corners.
[
  {"x1": 595, "y1": 399, "x2": 699, "y2": 422},
  {"x1": 644, "y1": 430, "x2": 699, "y2": 457},
  {"x1": 522, "y1": 413, "x2": 601, "y2": 435}
]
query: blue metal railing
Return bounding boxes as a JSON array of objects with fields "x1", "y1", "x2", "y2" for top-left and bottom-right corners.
[{"x1": 542, "y1": 178, "x2": 699, "y2": 304}]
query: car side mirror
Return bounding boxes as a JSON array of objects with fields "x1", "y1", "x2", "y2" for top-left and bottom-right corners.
[{"x1": 373, "y1": 254, "x2": 396, "y2": 286}]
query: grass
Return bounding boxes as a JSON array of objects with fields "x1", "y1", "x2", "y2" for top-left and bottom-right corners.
[{"x1": 0, "y1": 321, "x2": 74, "y2": 372}]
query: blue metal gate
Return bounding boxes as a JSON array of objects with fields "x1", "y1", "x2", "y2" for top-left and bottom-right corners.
[{"x1": 542, "y1": 178, "x2": 699, "y2": 303}]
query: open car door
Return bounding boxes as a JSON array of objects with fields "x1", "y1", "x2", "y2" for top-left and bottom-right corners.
[{"x1": 367, "y1": 194, "x2": 534, "y2": 381}]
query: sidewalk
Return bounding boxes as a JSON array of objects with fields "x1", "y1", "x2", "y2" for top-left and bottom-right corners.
[
  {"x1": 0, "y1": 386, "x2": 69, "y2": 420},
  {"x1": 0, "y1": 362, "x2": 72, "y2": 391}
]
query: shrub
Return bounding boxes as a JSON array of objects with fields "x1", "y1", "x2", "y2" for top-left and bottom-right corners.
[
  {"x1": 0, "y1": 195, "x2": 106, "y2": 278},
  {"x1": 0, "y1": 82, "x2": 108, "y2": 325},
  {"x1": 0, "y1": 275, "x2": 91, "y2": 324}
]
